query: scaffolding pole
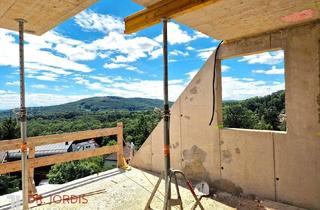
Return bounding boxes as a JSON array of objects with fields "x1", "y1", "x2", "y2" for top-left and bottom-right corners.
[
  {"x1": 144, "y1": 18, "x2": 205, "y2": 210},
  {"x1": 162, "y1": 18, "x2": 171, "y2": 209},
  {"x1": 17, "y1": 18, "x2": 29, "y2": 210}
]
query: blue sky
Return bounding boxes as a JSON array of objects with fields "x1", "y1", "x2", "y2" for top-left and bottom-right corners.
[{"x1": 0, "y1": 0, "x2": 284, "y2": 110}]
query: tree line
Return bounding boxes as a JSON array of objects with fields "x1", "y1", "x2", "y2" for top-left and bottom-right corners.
[{"x1": 0, "y1": 90, "x2": 285, "y2": 194}]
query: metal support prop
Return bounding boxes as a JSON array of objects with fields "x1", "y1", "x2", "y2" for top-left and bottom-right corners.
[
  {"x1": 17, "y1": 18, "x2": 29, "y2": 210},
  {"x1": 162, "y1": 18, "x2": 171, "y2": 209},
  {"x1": 144, "y1": 18, "x2": 205, "y2": 210}
]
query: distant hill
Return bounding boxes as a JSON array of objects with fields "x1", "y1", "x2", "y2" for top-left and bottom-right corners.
[{"x1": 0, "y1": 96, "x2": 169, "y2": 118}]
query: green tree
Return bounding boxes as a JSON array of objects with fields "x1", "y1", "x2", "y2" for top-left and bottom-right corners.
[
  {"x1": 48, "y1": 156, "x2": 105, "y2": 184},
  {"x1": 223, "y1": 90, "x2": 285, "y2": 131},
  {"x1": 263, "y1": 106, "x2": 280, "y2": 130},
  {"x1": 0, "y1": 175, "x2": 20, "y2": 195},
  {"x1": 0, "y1": 117, "x2": 20, "y2": 140},
  {"x1": 223, "y1": 104, "x2": 259, "y2": 129}
]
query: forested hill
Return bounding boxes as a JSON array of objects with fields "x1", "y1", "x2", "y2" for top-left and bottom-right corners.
[
  {"x1": 0, "y1": 90, "x2": 285, "y2": 194},
  {"x1": 0, "y1": 96, "x2": 168, "y2": 118}
]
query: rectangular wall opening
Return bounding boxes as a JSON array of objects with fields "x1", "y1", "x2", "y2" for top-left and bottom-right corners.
[{"x1": 221, "y1": 50, "x2": 286, "y2": 131}]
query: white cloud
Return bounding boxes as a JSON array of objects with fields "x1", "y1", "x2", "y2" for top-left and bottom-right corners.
[
  {"x1": 6, "y1": 81, "x2": 19, "y2": 86},
  {"x1": 186, "y1": 69, "x2": 284, "y2": 100},
  {"x1": 193, "y1": 31, "x2": 209, "y2": 39},
  {"x1": 242, "y1": 78, "x2": 255, "y2": 82},
  {"x1": 170, "y1": 50, "x2": 189, "y2": 57},
  {"x1": 0, "y1": 10, "x2": 162, "y2": 74},
  {"x1": 26, "y1": 63, "x2": 71, "y2": 75},
  {"x1": 54, "y1": 43, "x2": 97, "y2": 61},
  {"x1": 89, "y1": 76, "x2": 112, "y2": 83},
  {"x1": 109, "y1": 79, "x2": 186, "y2": 101},
  {"x1": 103, "y1": 63, "x2": 129, "y2": 69},
  {"x1": 27, "y1": 72, "x2": 59, "y2": 81},
  {"x1": 0, "y1": 90, "x2": 14, "y2": 94},
  {"x1": 103, "y1": 63, "x2": 143, "y2": 73},
  {"x1": 154, "y1": 23, "x2": 213, "y2": 45},
  {"x1": 150, "y1": 48, "x2": 163, "y2": 60},
  {"x1": 74, "y1": 10, "x2": 124, "y2": 33},
  {"x1": 92, "y1": 31, "x2": 160, "y2": 63},
  {"x1": 186, "y1": 70, "x2": 198, "y2": 80},
  {"x1": 239, "y1": 51, "x2": 284, "y2": 65},
  {"x1": 222, "y1": 76, "x2": 284, "y2": 100},
  {"x1": 186, "y1": 46, "x2": 195, "y2": 51},
  {"x1": 169, "y1": 79, "x2": 184, "y2": 85},
  {"x1": 71, "y1": 77, "x2": 187, "y2": 102},
  {"x1": 31, "y1": 84, "x2": 47, "y2": 89},
  {"x1": 74, "y1": 11, "x2": 164, "y2": 64},
  {"x1": 0, "y1": 74, "x2": 285, "y2": 110},
  {"x1": 24, "y1": 31, "x2": 93, "y2": 72},
  {"x1": 155, "y1": 22, "x2": 193, "y2": 45},
  {"x1": 89, "y1": 75, "x2": 123, "y2": 84},
  {"x1": 150, "y1": 49, "x2": 189, "y2": 61},
  {"x1": 97, "y1": 52, "x2": 110, "y2": 59},
  {"x1": 125, "y1": 66, "x2": 144, "y2": 74},
  {"x1": 252, "y1": 66, "x2": 284, "y2": 75},
  {"x1": 197, "y1": 47, "x2": 216, "y2": 60},
  {"x1": 221, "y1": 65, "x2": 230, "y2": 72},
  {"x1": 0, "y1": 29, "x2": 93, "y2": 83},
  {"x1": 74, "y1": 77, "x2": 104, "y2": 90}
]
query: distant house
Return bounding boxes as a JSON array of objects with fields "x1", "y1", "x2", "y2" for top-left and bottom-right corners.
[
  {"x1": 71, "y1": 140, "x2": 99, "y2": 152},
  {"x1": 6, "y1": 142, "x2": 74, "y2": 161}
]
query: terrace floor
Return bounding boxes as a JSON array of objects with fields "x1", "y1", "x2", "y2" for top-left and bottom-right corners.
[{"x1": 0, "y1": 167, "x2": 305, "y2": 210}]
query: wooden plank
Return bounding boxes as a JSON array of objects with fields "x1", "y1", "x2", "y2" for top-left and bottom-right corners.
[
  {"x1": 124, "y1": 0, "x2": 219, "y2": 34},
  {"x1": 0, "y1": 0, "x2": 15, "y2": 18},
  {"x1": 0, "y1": 145, "x2": 118, "y2": 174},
  {"x1": 117, "y1": 122, "x2": 124, "y2": 167},
  {"x1": 0, "y1": 0, "x2": 97, "y2": 35},
  {"x1": 133, "y1": 0, "x2": 320, "y2": 41},
  {"x1": 0, "y1": 127, "x2": 118, "y2": 151}
]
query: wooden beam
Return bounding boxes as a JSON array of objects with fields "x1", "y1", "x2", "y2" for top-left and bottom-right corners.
[
  {"x1": 0, "y1": 145, "x2": 118, "y2": 174},
  {"x1": 217, "y1": 31, "x2": 283, "y2": 59},
  {"x1": 0, "y1": 127, "x2": 118, "y2": 151},
  {"x1": 124, "y1": 0, "x2": 219, "y2": 34}
]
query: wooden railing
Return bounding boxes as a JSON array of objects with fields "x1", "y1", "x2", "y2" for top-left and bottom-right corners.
[{"x1": 0, "y1": 122, "x2": 125, "y2": 195}]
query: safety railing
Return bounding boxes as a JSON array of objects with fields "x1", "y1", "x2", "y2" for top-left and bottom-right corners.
[{"x1": 0, "y1": 122, "x2": 125, "y2": 195}]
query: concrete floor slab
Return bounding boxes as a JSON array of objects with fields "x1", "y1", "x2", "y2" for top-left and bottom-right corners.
[{"x1": 0, "y1": 168, "x2": 307, "y2": 210}]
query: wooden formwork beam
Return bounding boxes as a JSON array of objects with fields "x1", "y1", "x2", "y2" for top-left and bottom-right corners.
[{"x1": 124, "y1": 0, "x2": 219, "y2": 34}]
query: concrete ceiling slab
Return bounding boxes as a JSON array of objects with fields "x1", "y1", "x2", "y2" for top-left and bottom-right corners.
[
  {"x1": 133, "y1": 0, "x2": 320, "y2": 40},
  {"x1": 0, "y1": 0, "x2": 97, "y2": 35}
]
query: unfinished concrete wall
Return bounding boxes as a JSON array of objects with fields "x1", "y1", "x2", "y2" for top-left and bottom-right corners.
[
  {"x1": 131, "y1": 21, "x2": 320, "y2": 210},
  {"x1": 274, "y1": 22, "x2": 320, "y2": 209},
  {"x1": 219, "y1": 129, "x2": 278, "y2": 200}
]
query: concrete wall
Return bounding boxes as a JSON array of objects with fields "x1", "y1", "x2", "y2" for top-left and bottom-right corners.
[{"x1": 131, "y1": 21, "x2": 320, "y2": 210}]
